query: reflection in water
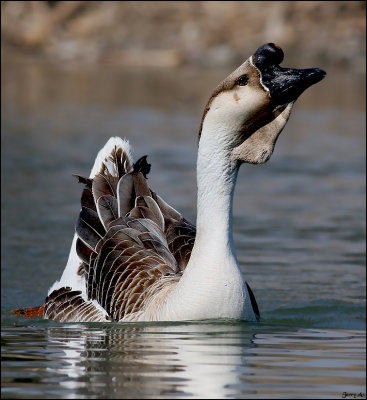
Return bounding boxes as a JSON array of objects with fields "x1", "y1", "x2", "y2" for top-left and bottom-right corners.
[
  {"x1": 28, "y1": 323, "x2": 364, "y2": 399},
  {"x1": 46, "y1": 322, "x2": 252, "y2": 398}
]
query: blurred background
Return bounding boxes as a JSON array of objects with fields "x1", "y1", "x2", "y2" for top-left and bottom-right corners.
[
  {"x1": 1, "y1": 1, "x2": 366, "y2": 122},
  {"x1": 1, "y1": 1, "x2": 366, "y2": 70}
]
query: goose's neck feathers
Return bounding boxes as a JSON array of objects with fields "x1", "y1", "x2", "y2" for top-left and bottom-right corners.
[
  {"x1": 196, "y1": 123, "x2": 238, "y2": 244},
  {"x1": 163, "y1": 123, "x2": 249, "y2": 319}
]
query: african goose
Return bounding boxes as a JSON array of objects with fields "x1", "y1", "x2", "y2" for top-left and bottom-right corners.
[{"x1": 30, "y1": 43, "x2": 325, "y2": 322}]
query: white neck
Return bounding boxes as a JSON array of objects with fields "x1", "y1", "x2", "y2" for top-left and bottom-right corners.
[
  {"x1": 158, "y1": 120, "x2": 256, "y2": 321},
  {"x1": 194, "y1": 129, "x2": 238, "y2": 260}
]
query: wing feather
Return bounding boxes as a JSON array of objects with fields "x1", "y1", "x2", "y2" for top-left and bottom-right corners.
[
  {"x1": 92, "y1": 173, "x2": 117, "y2": 201},
  {"x1": 132, "y1": 171, "x2": 150, "y2": 197},
  {"x1": 44, "y1": 142, "x2": 197, "y2": 322},
  {"x1": 44, "y1": 287, "x2": 109, "y2": 322},
  {"x1": 75, "y1": 206, "x2": 104, "y2": 251},
  {"x1": 75, "y1": 237, "x2": 93, "y2": 265},
  {"x1": 117, "y1": 174, "x2": 134, "y2": 217},
  {"x1": 96, "y1": 195, "x2": 118, "y2": 230}
]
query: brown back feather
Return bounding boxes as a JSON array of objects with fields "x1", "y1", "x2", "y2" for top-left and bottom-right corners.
[
  {"x1": 47, "y1": 149, "x2": 196, "y2": 322},
  {"x1": 44, "y1": 286, "x2": 109, "y2": 322}
]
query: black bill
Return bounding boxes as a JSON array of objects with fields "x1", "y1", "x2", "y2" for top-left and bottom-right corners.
[{"x1": 252, "y1": 43, "x2": 326, "y2": 106}]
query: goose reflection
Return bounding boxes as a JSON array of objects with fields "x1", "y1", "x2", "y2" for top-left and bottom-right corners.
[{"x1": 45, "y1": 321, "x2": 256, "y2": 398}]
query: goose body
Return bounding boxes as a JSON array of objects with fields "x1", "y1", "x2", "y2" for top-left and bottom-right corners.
[{"x1": 39, "y1": 43, "x2": 325, "y2": 323}]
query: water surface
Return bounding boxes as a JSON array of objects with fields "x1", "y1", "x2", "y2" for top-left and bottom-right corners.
[{"x1": 1, "y1": 61, "x2": 366, "y2": 398}]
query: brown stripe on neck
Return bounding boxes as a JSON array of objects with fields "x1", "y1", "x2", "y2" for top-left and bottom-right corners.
[{"x1": 197, "y1": 75, "x2": 239, "y2": 143}]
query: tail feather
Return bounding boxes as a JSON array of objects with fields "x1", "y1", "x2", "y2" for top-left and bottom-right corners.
[
  {"x1": 90, "y1": 137, "x2": 133, "y2": 179},
  {"x1": 132, "y1": 155, "x2": 151, "y2": 178}
]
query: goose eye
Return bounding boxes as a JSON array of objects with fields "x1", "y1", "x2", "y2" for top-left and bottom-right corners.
[{"x1": 237, "y1": 75, "x2": 249, "y2": 86}]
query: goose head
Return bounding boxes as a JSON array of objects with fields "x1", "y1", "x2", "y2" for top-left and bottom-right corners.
[{"x1": 199, "y1": 43, "x2": 326, "y2": 165}]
